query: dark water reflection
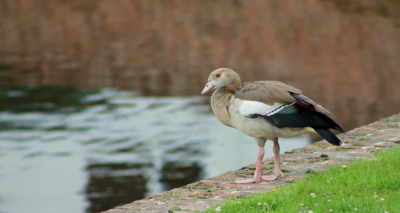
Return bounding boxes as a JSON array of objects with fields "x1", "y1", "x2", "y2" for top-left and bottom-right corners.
[
  {"x1": 0, "y1": 86, "x2": 310, "y2": 213},
  {"x1": 160, "y1": 162, "x2": 202, "y2": 190},
  {"x1": 85, "y1": 163, "x2": 150, "y2": 213}
]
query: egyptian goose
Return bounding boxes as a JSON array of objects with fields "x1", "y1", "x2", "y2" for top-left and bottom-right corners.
[{"x1": 201, "y1": 68, "x2": 344, "y2": 183}]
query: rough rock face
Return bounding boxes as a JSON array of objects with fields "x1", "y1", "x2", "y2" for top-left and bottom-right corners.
[{"x1": 1, "y1": 0, "x2": 400, "y2": 130}]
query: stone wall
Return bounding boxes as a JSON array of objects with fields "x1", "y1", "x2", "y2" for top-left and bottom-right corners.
[
  {"x1": 103, "y1": 113, "x2": 400, "y2": 212},
  {"x1": 1, "y1": 0, "x2": 400, "y2": 130}
]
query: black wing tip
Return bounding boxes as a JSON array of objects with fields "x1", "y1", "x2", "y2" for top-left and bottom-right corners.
[
  {"x1": 335, "y1": 126, "x2": 345, "y2": 133},
  {"x1": 331, "y1": 138, "x2": 342, "y2": 146},
  {"x1": 314, "y1": 128, "x2": 342, "y2": 146}
]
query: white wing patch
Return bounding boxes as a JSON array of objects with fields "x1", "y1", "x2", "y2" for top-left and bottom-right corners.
[{"x1": 239, "y1": 101, "x2": 294, "y2": 117}]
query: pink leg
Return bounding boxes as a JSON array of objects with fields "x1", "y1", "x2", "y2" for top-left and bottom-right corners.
[
  {"x1": 234, "y1": 147, "x2": 265, "y2": 184},
  {"x1": 262, "y1": 138, "x2": 284, "y2": 180}
]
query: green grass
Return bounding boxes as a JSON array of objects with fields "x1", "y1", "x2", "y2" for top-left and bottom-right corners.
[{"x1": 204, "y1": 148, "x2": 400, "y2": 213}]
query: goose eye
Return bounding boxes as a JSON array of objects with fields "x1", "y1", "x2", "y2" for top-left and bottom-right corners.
[{"x1": 216, "y1": 74, "x2": 221, "y2": 78}]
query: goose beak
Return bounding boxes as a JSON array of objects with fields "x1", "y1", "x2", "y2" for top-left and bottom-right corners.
[{"x1": 201, "y1": 81, "x2": 215, "y2": 94}]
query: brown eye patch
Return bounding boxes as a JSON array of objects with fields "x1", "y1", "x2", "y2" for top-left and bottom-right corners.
[{"x1": 216, "y1": 74, "x2": 221, "y2": 78}]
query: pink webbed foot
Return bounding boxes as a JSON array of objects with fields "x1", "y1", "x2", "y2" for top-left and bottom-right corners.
[
  {"x1": 234, "y1": 177, "x2": 262, "y2": 184},
  {"x1": 262, "y1": 171, "x2": 284, "y2": 181},
  {"x1": 233, "y1": 138, "x2": 284, "y2": 184},
  {"x1": 234, "y1": 170, "x2": 283, "y2": 183},
  {"x1": 233, "y1": 146, "x2": 265, "y2": 184}
]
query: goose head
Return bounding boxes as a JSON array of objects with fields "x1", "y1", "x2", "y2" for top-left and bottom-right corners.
[{"x1": 201, "y1": 68, "x2": 241, "y2": 94}]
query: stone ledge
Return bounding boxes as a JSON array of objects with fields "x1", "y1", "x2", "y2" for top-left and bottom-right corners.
[{"x1": 103, "y1": 113, "x2": 400, "y2": 213}]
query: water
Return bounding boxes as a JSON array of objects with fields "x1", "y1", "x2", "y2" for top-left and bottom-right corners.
[{"x1": 0, "y1": 86, "x2": 311, "y2": 213}]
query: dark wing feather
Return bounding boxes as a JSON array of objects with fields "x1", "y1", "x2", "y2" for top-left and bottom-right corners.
[
  {"x1": 261, "y1": 104, "x2": 343, "y2": 131},
  {"x1": 314, "y1": 128, "x2": 342, "y2": 146},
  {"x1": 251, "y1": 103, "x2": 344, "y2": 146}
]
